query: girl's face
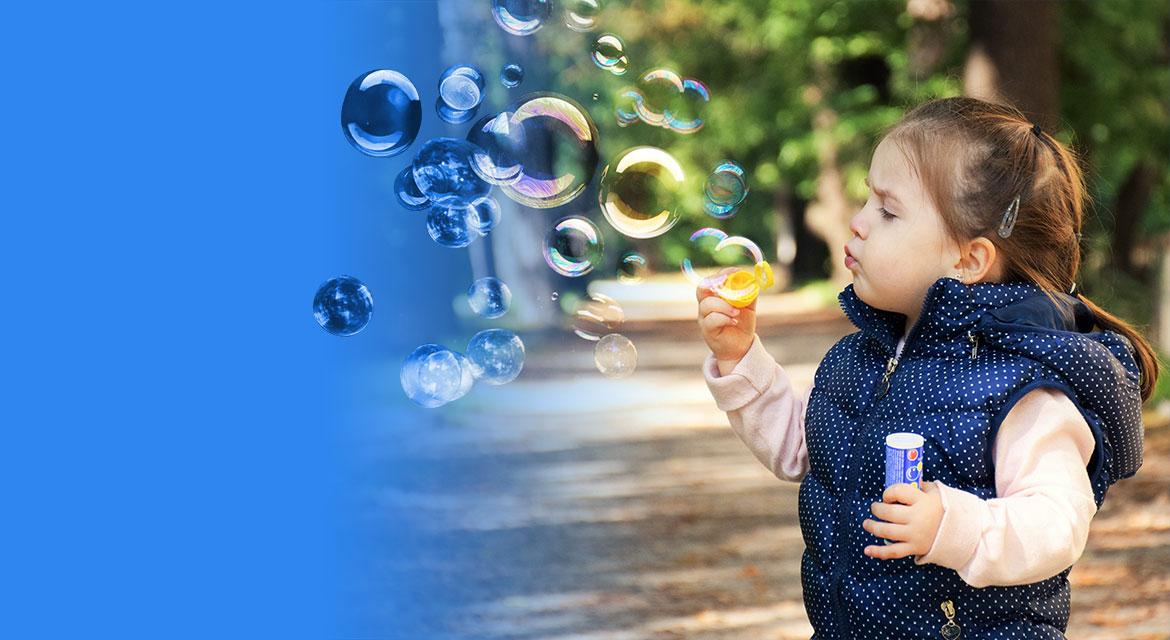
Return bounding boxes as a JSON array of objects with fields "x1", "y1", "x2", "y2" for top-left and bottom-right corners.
[{"x1": 845, "y1": 137, "x2": 963, "y2": 323}]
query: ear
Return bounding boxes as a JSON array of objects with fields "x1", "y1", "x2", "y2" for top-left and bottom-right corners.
[{"x1": 954, "y1": 237, "x2": 1002, "y2": 283}]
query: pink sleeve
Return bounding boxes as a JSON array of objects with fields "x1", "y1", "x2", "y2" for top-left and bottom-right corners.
[
  {"x1": 703, "y1": 335, "x2": 811, "y2": 482},
  {"x1": 915, "y1": 387, "x2": 1098, "y2": 587}
]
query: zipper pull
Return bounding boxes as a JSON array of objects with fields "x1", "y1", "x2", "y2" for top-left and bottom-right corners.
[
  {"x1": 967, "y1": 331, "x2": 980, "y2": 360},
  {"x1": 940, "y1": 600, "x2": 961, "y2": 639},
  {"x1": 874, "y1": 355, "x2": 899, "y2": 400}
]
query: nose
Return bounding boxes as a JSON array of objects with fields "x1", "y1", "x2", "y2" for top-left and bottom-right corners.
[{"x1": 849, "y1": 210, "x2": 866, "y2": 239}]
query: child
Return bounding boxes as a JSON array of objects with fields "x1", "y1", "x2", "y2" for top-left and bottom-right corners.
[{"x1": 697, "y1": 96, "x2": 1160, "y2": 639}]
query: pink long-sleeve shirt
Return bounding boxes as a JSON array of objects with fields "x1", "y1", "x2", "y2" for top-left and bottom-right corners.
[{"x1": 704, "y1": 334, "x2": 1098, "y2": 588}]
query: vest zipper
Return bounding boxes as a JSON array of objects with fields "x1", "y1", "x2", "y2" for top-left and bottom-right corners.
[
  {"x1": 940, "y1": 599, "x2": 961, "y2": 639},
  {"x1": 968, "y1": 330, "x2": 980, "y2": 360},
  {"x1": 873, "y1": 355, "x2": 900, "y2": 400}
]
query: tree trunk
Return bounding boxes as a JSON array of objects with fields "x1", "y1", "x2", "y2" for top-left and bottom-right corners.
[
  {"x1": 963, "y1": 0, "x2": 1060, "y2": 129},
  {"x1": 1109, "y1": 160, "x2": 1161, "y2": 280}
]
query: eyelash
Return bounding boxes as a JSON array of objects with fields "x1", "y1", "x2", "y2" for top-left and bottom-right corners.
[{"x1": 878, "y1": 207, "x2": 896, "y2": 220}]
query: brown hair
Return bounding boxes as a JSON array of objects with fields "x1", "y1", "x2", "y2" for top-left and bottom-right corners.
[{"x1": 883, "y1": 96, "x2": 1160, "y2": 402}]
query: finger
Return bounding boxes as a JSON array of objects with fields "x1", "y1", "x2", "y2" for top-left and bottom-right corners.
[
  {"x1": 870, "y1": 501, "x2": 913, "y2": 524},
  {"x1": 699, "y1": 296, "x2": 740, "y2": 319},
  {"x1": 701, "y1": 313, "x2": 738, "y2": 332},
  {"x1": 864, "y1": 542, "x2": 916, "y2": 560},
  {"x1": 861, "y1": 517, "x2": 910, "y2": 542},
  {"x1": 882, "y1": 483, "x2": 922, "y2": 505}
]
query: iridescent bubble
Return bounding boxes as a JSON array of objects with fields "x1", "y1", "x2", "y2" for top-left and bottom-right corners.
[
  {"x1": 438, "y1": 64, "x2": 485, "y2": 111},
  {"x1": 394, "y1": 165, "x2": 429, "y2": 211},
  {"x1": 500, "y1": 63, "x2": 524, "y2": 89},
  {"x1": 565, "y1": 0, "x2": 602, "y2": 31},
  {"x1": 400, "y1": 344, "x2": 473, "y2": 408},
  {"x1": 413, "y1": 138, "x2": 491, "y2": 206},
  {"x1": 614, "y1": 88, "x2": 641, "y2": 127},
  {"x1": 499, "y1": 94, "x2": 600, "y2": 209},
  {"x1": 592, "y1": 34, "x2": 628, "y2": 75},
  {"x1": 704, "y1": 161, "x2": 749, "y2": 218},
  {"x1": 594, "y1": 333, "x2": 637, "y2": 378},
  {"x1": 467, "y1": 111, "x2": 526, "y2": 186},
  {"x1": 572, "y1": 292, "x2": 624, "y2": 341},
  {"x1": 681, "y1": 228, "x2": 770, "y2": 304},
  {"x1": 467, "y1": 328, "x2": 525, "y2": 385},
  {"x1": 468, "y1": 277, "x2": 512, "y2": 319},
  {"x1": 435, "y1": 97, "x2": 478, "y2": 125},
  {"x1": 466, "y1": 196, "x2": 502, "y2": 236},
  {"x1": 618, "y1": 251, "x2": 648, "y2": 284},
  {"x1": 492, "y1": 0, "x2": 551, "y2": 36},
  {"x1": 313, "y1": 275, "x2": 374, "y2": 336},
  {"x1": 544, "y1": 216, "x2": 605, "y2": 277},
  {"x1": 341, "y1": 69, "x2": 421, "y2": 157},
  {"x1": 598, "y1": 146, "x2": 685, "y2": 239},
  {"x1": 628, "y1": 69, "x2": 710, "y2": 134},
  {"x1": 426, "y1": 204, "x2": 475, "y2": 248}
]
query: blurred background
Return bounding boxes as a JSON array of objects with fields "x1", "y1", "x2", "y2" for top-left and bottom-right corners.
[{"x1": 336, "y1": 1, "x2": 1170, "y2": 638}]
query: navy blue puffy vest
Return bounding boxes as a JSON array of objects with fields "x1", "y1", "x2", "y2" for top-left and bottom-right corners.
[{"x1": 800, "y1": 276, "x2": 1144, "y2": 639}]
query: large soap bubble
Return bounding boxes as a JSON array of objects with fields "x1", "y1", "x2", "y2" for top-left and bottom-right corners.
[
  {"x1": 704, "y1": 160, "x2": 748, "y2": 218},
  {"x1": 400, "y1": 344, "x2": 474, "y2": 408},
  {"x1": 492, "y1": 0, "x2": 551, "y2": 36},
  {"x1": 544, "y1": 216, "x2": 605, "y2": 277},
  {"x1": 413, "y1": 138, "x2": 491, "y2": 207},
  {"x1": 467, "y1": 329, "x2": 526, "y2": 385},
  {"x1": 594, "y1": 333, "x2": 637, "y2": 378},
  {"x1": 468, "y1": 277, "x2": 512, "y2": 319},
  {"x1": 341, "y1": 69, "x2": 422, "y2": 157},
  {"x1": 572, "y1": 292, "x2": 624, "y2": 341},
  {"x1": 498, "y1": 94, "x2": 600, "y2": 209},
  {"x1": 598, "y1": 146, "x2": 685, "y2": 239},
  {"x1": 313, "y1": 275, "x2": 374, "y2": 336}
]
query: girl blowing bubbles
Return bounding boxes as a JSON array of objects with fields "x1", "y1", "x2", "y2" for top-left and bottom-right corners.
[{"x1": 698, "y1": 97, "x2": 1160, "y2": 639}]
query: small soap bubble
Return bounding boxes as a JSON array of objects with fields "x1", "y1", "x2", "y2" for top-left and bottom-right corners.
[
  {"x1": 438, "y1": 64, "x2": 485, "y2": 112},
  {"x1": 544, "y1": 216, "x2": 605, "y2": 277},
  {"x1": 313, "y1": 275, "x2": 374, "y2": 336},
  {"x1": 593, "y1": 93, "x2": 600, "y2": 101},
  {"x1": 565, "y1": 0, "x2": 603, "y2": 31},
  {"x1": 341, "y1": 69, "x2": 421, "y2": 157},
  {"x1": 426, "y1": 204, "x2": 476, "y2": 248},
  {"x1": 492, "y1": 0, "x2": 551, "y2": 36},
  {"x1": 499, "y1": 94, "x2": 600, "y2": 209},
  {"x1": 394, "y1": 165, "x2": 429, "y2": 210},
  {"x1": 598, "y1": 146, "x2": 685, "y2": 239},
  {"x1": 594, "y1": 333, "x2": 637, "y2": 378},
  {"x1": 704, "y1": 161, "x2": 749, "y2": 218},
  {"x1": 435, "y1": 96, "x2": 478, "y2": 125},
  {"x1": 572, "y1": 292, "x2": 624, "y2": 341},
  {"x1": 466, "y1": 196, "x2": 502, "y2": 236},
  {"x1": 467, "y1": 328, "x2": 526, "y2": 385},
  {"x1": 413, "y1": 138, "x2": 491, "y2": 206},
  {"x1": 500, "y1": 63, "x2": 524, "y2": 89},
  {"x1": 618, "y1": 251, "x2": 648, "y2": 284},
  {"x1": 468, "y1": 277, "x2": 512, "y2": 319},
  {"x1": 591, "y1": 34, "x2": 628, "y2": 75},
  {"x1": 400, "y1": 344, "x2": 473, "y2": 408},
  {"x1": 551, "y1": 291, "x2": 560, "y2": 301}
]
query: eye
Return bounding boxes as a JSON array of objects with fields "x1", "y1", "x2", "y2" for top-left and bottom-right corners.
[{"x1": 879, "y1": 207, "x2": 897, "y2": 220}]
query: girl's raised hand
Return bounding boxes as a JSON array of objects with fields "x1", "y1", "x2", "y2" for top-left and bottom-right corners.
[{"x1": 696, "y1": 267, "x2": 758, "y2": 372}]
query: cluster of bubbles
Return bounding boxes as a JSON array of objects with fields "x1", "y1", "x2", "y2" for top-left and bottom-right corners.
[
  {"x1": 616, "y1": 69, "x2": 710, "y2": 134},
  {"x1": 704, "y1": 160, "x2": 749, "y2": 219},
  {"x1": 437, "y1": 64, "x2": 486, "y2": 124},
  {"x1": 681, "y1": 228, "x2": 773, "y2": 308},
  {"x1": 400, "y1": 328, "x2": 525, "y2": 408},
  {"x1": 313, "y1": 275, "x2": 374, "y2": 336},
  {"x1": 591, "y1": 34, "x2": 628, "y2": 75},
  {"x1": 570, "y1": 292, "x2": 637, "y2": 378}
]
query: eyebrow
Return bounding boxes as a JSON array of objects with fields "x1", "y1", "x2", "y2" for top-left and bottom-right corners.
[{"x1": 864, "y1": 176, "x2": 905, "y2": 208}]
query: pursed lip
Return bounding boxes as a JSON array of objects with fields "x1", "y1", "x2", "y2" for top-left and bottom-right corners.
[{"x1": 844, "y1": 245, "x2": 859, "y2": 265}]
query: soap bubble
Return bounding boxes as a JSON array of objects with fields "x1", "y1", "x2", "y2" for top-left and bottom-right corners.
[
  {"x1": 400, "y1": 344, "x2": 474, "y2": 408},
  {"x1": 426, "y1": 204, "x2": 475, "y2": 248},
  {"x1": 499, "y1": 94, "x2": 600, "y2": 209},
  {"x1": 467, "y1": 111, "x2": 526, "y2": 186},
  {"x1": 614, "y1": 88, "x2": 642, "y2": 127},
  {"x1": 618, "y1": 69, "x2": 710, "y2": 134},
  {"x1": 704, "y1": 161, "x2": 748, "y2": 218},
  {"x1": 594, "y1": 333, "x2": 637, "y2": 378},
  {"x1": 551, "y1": 291, "x2": 560, "y2": 301},
  {"x1": 467, "y1": 328, "x2": 526, "y2": 385},
  {"x1": 572, "y1": 292, "x2": 624, "y2": 341},
  {"x1": 544, "y1": 216, "x2": 605, "y2": 277},
  {"x1": 591, "y1": 34, "x2": 628, "y2": 75},
  {"x1": 341, "y1": 69, "x2": 421, "y2": 157},
  {"x1": 435, "y1": 96, "x2": 479, "y2": 125},
  {"x1": 500, "y1": 63, "x2": 524, "y2": 88},
  {"x1": 681, "y1": 228, "x2": 768, "y2": 302},
  {"x1": 618, "y1": 251, "x2": 648, "y2": 284},
  {"x1": 394, "y1": 165, "x2": 429, "y2": 210},
  {"x1": 413, "y1": 138, "x2": 491, "y2": 207},
  {"x1": 466, "y1": 196, "x2": 502, "y2": 236},
  {"x1": 492, "y1": 0, "x2": 551, "y2": 36},
  {"x1": 468, "y1": 277, "x2": 512, "y2": 319},
  {"x1": 438, "y1": 64, "x2": 485, "y2": 111},
  {"x1": 598, "y1": 146, "x2": 685, "y2": 239},
  {"x1": 565, "y1": 0, "x2": 602, "y2": 31},
  {"x1": 313, "y1": 275, "x2": 374, "y2": 336}
]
